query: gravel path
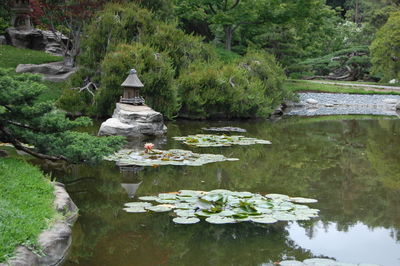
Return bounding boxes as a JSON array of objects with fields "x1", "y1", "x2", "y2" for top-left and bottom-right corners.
[{"x1": 286, "y1": 93, "x2": 400, "y2": 116}]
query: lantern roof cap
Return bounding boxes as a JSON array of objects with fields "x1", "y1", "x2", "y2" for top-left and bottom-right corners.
[{"x1": 121, "y1": 69, "x2": 144, "y2": 88}]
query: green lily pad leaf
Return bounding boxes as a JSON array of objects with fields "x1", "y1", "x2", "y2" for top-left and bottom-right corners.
[
  {"x1": 124, "y1": 202, "x2": 152, "y2": 208},
  {"x1": 173, "y1": 217, "x2": 200, "y2": 224},
  {"x1": 105, "y1": 149, "x2": 238, "y2": 167},
  {"x1": 273, "y1": 212, "x2": 298, "y2": 221},
  {"x1": 289, "y1": 197, "x2": 318, "y2": 203},
  {"x1": 145, "y1": 205, "x2": 173, "y2": 212},
  {"x1": 250, "y1": 216, "x2": 278, "y2": 224},
  {"x1": 173, "y1": 134, "x2": 271, "y2": 147},
  {"x1": 123, "y1": 190, "x2": 319, "y2": 225},
  {"x1": 265, "y1": 194, "x2": 290, "y2": 201},
  {"x1": 123, "y1": 207, "x2": 147, "y2": 213},
  {"x1": 138, "y1": 196, "x2": 159, "y2": 201},
  {"x1": 205, "y1": 216, "x2": 237, "y2": 224}
]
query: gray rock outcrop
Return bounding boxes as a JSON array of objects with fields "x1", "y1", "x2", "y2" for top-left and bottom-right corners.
[
  {"x1": 6, "y1": 28, "x2": 68, "y2": 56},
  {"x1": 98, "y1": 103, "x2": 167, "y2": 137},
  {"x1": 1, "y1": 182, "x2": 78, "y2": 266},
  {"x1": 16, "y1": 61, "x2": 76, "y2": 82},
  {"x1": 0, "y1": 35, "x2": 6, "y2": 45}
]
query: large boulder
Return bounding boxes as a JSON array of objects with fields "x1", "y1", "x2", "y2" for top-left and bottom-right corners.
[
  {"x1": 16, "y1": 61, "x2": 76, "y2": 82},
  {"x1": 5, "y1": 28, "x2": 68, "y2": 56},
  {"x1": 98, "y1": 103, "x2": 167, "y2": 137}
]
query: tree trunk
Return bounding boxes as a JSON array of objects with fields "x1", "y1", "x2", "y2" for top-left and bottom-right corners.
[{"x1": 224, "y1": 25, "x2": 233, "y2": 51}]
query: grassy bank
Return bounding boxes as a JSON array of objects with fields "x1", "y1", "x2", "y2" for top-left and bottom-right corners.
[
  {"x1": 0, "y1": 158, "x2": 56, "y2": 263},
  {"x1": 0, "y1": 45, "x2": 62, "y2": 68},
  {"x1": 285, "y1": 79, "x2": 400, "y2": 95}
]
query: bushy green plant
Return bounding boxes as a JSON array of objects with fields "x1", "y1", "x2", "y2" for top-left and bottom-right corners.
[
  {"x1": 142, "y1": 23, "x2": 216, "y2": 76},
  {"x1": 370, "y1": 11, "x2": 400, "y2": 82},
  {"x1": 96, "y1": 43, "x2": 179, "y2": 118},
  {"x1": 177, "y1": 50, "x2": 288, "y2": 119}
]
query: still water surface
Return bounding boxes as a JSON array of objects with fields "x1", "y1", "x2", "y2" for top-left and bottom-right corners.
[{"x1": 39, "y1": 117, "x2": 400, "y2": 266}]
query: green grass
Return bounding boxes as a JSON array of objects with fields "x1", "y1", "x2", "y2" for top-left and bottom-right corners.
[
  {"x1": 308, "y1": 79, "x2": 400, "y2": 87},
  {"x1": 0, "y1": 158, "x2": 56, "y2": 263},
  {"x1": 0, "y1": 45, "x2": 62, "y2": 68},
  {"x1": 285, "y1": 80, "x2": 400, "y2": 95},
  {"x1": 38, "y1": 80, "x2": 70, "y2": 103}
]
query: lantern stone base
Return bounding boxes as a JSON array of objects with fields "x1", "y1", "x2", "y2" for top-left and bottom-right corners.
[{"x1": 98, "y1": 103, "x2": 167, "y2": 137}]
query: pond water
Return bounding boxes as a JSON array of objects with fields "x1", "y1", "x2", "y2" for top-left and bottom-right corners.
[{"x1": 37, "y1": 116, "x2": 400, "y2": 266}]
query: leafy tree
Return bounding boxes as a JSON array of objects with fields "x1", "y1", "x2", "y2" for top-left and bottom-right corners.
[
  {"x1": 370, "y1": 11, "x2": 400, "y2": 81},
  {"x1": 0, "y1": 69, "x2": 123, "y2": 163}
]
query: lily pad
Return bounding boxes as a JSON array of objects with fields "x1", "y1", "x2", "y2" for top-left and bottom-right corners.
[
  {"x1": 289, "y1": 197, "x2": 318, "y2": 203},
  {"x1": 145, "y1": 205, "x2": 173, "y2": 212},
  {"x1": 123, "y1": 190, "x2": 319, "y2": 224},
  {"x1": 124, "y1": 202, "x2": 152, "y2": 208},
  {"x1": 173, "y1": 134, "x2": 271, "y2": 147},
  {"x1": 173, "y1": 217, "x2": 201, "y2": 224},
  {"x1": 138, "y1": 196, "x2": 159, "y2": 201},
  {"x1": 202, "y1": 127, "x2": 247, "y2": 133},
  {"x1": 105, "y1": 149, "x2": 238, "y2": 167},
  {"x1": 123, "y1": 207, "x2": 147, "y2": 213}
]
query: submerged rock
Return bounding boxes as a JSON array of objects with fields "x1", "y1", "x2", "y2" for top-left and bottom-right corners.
[{"x1": 98, "y1": 103, "x2": 167, "y2": 137}]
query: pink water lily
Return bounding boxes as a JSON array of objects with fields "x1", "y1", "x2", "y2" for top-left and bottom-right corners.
[{"x1": 144, "y1": 143, "x2": 155, "y2": 153}]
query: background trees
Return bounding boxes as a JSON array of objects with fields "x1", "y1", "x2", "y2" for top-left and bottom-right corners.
[{"x1": 370, "y1": 11, "x2": 400, "y2": 82}]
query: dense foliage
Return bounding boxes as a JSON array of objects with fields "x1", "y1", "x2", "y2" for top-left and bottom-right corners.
[
  {"x1": 0, "y1": 69, "x2": 124, "y2": 163},
  {"x1": 177, "y1": 51, "x2": 288, "y2": 119},
  {"x1": 370, "y1": 11, "x2": 400, "y2": 82}
]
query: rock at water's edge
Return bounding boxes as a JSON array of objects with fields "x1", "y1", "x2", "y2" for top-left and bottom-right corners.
[
  {"x1": 0, "y1": 35, "x2": 6, "y2": 45},
  {"x1": 98, "y1": 103, "x2": 167, "y2": 137}
]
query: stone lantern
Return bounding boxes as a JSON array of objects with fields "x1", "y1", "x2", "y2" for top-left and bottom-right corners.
[
  {"x1": 11, "y1": 0, "x2": 33, "y2": 30},
  {"x1": 120, "y1": 69, "x2": 145, "y2": 105}
]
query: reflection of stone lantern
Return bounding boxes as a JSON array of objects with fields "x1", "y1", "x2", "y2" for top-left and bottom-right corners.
[
  {"x1": 120, "y1": 69, "x2": 145, "y2": 105},
  {"x1": 11, "y1": 0, "x2": 33, "y2": 30}
]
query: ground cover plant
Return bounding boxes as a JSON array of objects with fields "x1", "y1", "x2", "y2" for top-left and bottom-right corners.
[
  {"x1": 123, "y1": 190, "x2": 319, "y2": 225},
  {"x1": 0, "y1": 45, "x2": 62, "y2": 69},
  {"x1": 105, "y1": 149, "x2": 239, "y2": 167},
  {"x1": 0, "y1": 158, "x2": 56, "y2": 262},
  {"x1": 173, "y1": 134, "x2": 271, "y2": 147}
]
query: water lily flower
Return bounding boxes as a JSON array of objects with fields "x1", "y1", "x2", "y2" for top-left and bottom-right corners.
[{"x1": 144, "y1": 143, "x2": 155, "y2": 153}]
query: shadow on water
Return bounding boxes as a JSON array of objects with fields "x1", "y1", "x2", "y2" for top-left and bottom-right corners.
[{"x1": 33, "y1": 116, "x2": 400, "y2": 265}]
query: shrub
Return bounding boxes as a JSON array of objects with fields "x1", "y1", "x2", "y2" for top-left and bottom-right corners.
[
  {"x1": 95, "y1": 43, "x2": 179, "y2": 118},
  {"x1": 142, "y1": 23, "x2": 217, "y2": 76},
  {"x1": 370, "y1": 11, "x2": 400, "y2": 82},
  {"x1": 177, "y1": 50, "x2": 288, "y2": 119}
]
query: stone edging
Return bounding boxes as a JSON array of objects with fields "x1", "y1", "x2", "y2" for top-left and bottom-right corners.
[{"x1": 1, "y1": 182, "x2": 78, "y2": 266}]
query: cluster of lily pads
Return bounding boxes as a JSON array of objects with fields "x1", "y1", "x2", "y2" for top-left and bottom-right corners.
[
  {"x1": 105, "y1": 149, "x2": 238, "y2": 167},
  {"x1": 123, "y1": 190, "x2": 319, "y2": 225},
  {"x1": 202, "y1": 127, "x2": 247, "y2": 133},
  {"x1": 173, "y1": 134, "x2": 271, "y2": 147}
]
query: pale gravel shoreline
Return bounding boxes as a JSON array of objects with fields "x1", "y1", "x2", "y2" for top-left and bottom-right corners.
[{"x1": 285, "y1": 93, "x2": 400, "y2": 117}]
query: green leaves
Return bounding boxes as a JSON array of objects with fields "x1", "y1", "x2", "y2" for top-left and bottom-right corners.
[
  {"x1": 123, "y1": 189, "x2": 319, "y2": 225},
  {"x1": 105, "y1": 149, "x2": 239, "y2": 167},
  {"x1": 173, "y1": 134, "x2": 271, "y2": 147}
]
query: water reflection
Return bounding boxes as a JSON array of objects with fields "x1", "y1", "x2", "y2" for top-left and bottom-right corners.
[
  {"x1": 288, "y1": 222, "x2": 400, "y2": 265},
  {"x1": 32, "y1": 116, "x2": 400, "y2": 266}
]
